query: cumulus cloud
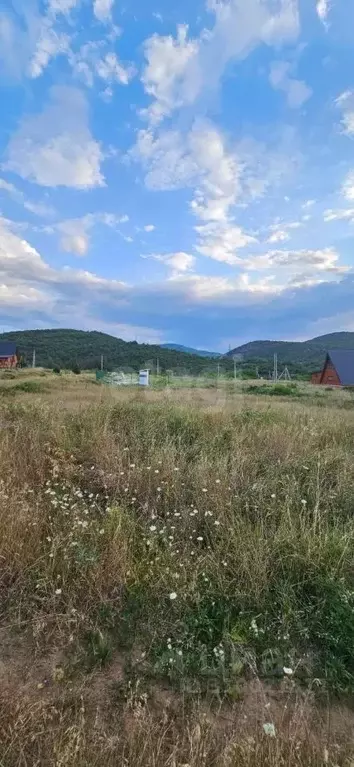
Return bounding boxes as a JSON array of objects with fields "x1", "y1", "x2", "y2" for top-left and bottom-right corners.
[
  {"x1": 144, "y1": 224, "x2": 155, "y2": 232},
  {"x1": 29, "y1": 21, "x2": 69, "y2": 79},
  {"x1": 195, "y1": 222, "x2": 256, "y2": 265},
  {"x1": 6, "y1": 87, "x2": 104, "y2": 189},
  {"x1": 148, "y1": 251, "x2": 196, "y2": 275},
  {"x1": 0, "y1": 0, "x2": 81, "y2": 81},
  {"x1": 141, "y1": 25, "x2": 199, "y2": 125},
  {"x1": 336, "y1": 91, "x2": 354, "y2": 137},
  {"x1": 0, "y1": 215, "x2": 353, "y2": 349},
  {"x1": 269, "y1": 61, "x2": 312, "y2": 108},
  {"x1": 93, "y1": 0, "x2": 114, "y2": 22},
  {"x1": 141, "y1": 0, "x2": 299, "y2": 126},
  {"x1": 70, "y1": 42, "x2": 134, "y2": 89}
]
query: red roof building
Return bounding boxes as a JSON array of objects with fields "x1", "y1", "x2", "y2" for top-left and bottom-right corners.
[{"x1": 0, "y1": 343, "x2": 18, "y2": 369}]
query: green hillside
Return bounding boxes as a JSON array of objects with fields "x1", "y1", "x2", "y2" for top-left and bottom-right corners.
[
  {"x1": 228, "y1": 332, "x2": 354, "y2": 375},
  {"x1": 0, "y1": 329, "x2": 231, "y2": 374}
]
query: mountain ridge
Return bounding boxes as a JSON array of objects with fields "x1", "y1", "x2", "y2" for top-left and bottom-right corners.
[
  {"x1": 1, "y1": 328, "x2": 354, "y2": 376},
  {"x1": 0, "y1": 329, "x2": 229, "y2": 374},
  {"x1": 161, "y1": 343, "x2": 220, "y2": 358}
]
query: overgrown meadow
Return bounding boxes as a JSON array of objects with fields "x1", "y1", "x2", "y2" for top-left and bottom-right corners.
[{"x1": 1, "y1": 375, "x2": 354, "y2": 765}]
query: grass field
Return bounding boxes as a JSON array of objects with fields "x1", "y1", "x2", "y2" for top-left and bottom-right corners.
[{"x1": 1, "y1": 370, "x2": 354, "y2": 765}]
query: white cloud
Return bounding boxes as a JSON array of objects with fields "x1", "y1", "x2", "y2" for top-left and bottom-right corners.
[
  {"x1": 61, "y1": 233, "x2": 89, "y2": 256},
  {"x1": 0, "y1": 215, "x2": 352, "y2": 349},
  {"x1": 0, "y1": 177, "x2": 21, "y2": 198},
  {"x1": 6, "y1": 87, "x2": 104, "y2": 189},
  {"x1": 195, "y1": 222, "x2": 256, "y2": 265},
  {"x1": 53, "y1": 212, "x2": 130, "y2": 255},
  {"x1": 141, "y1": 0, "x2": 299, "y2": 124},
  {"x1": 246, "y1": 247, "x2": 348, "y2": 276},
  {"x1": 93, "y1": 0, "x2": 114, "y2": 22},
  {"x1": 267, "y1": 229, "x2": 290, "y2": 244},
  {"x1": 316, "y1": 0, "x2": 330, "y2": 23},
  {"x1": 336, "y1": 91, "x2": 354, "y2": 137},
  {"x1": 141, "y1": 25, "x2": 199, "y2": 125},
  {"x1": 302, "y1": 199, "x2": 316, "y2": 208},
  {"x1": 149, "y1": 251, "x2": 195, "y2": 275},
  {"x1": 343, "y1": 171, "x2": 354, "y2": 201},
  {"x1": 48, "y1": 0, "x2": 80, "y2": 14},
  {"x1": 70, "y1": 43, "x2": 134, "y2": 89},
  {"x1": 324, "y1": 208, "x2": 354, "y2": 223},
  {"x1": 24, "y1": 200, "x2": 56, "y2": 218},
  {"x1": 266, "y1": 219, "x2": 302, "y2": 244},
  {"x1": 0, "y1": 176, "x2": 55, "y2": 217},
  {"x1": 29, "y1": 21, "x2": 69, "y2": 79},
  {"x1": 269, "y1": 61, "x2": 312, "y2": 108},
  {"x1": 144, "y1": 224, "x2": 155, "y2": 232}
]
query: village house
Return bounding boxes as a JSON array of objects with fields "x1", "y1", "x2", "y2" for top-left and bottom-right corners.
[
  {"x1": 0, "y1": 343, "x2": 18, "y2": 369},
  {"x1": 312, "y1": 350, "x2": 354, "y2": 387}
]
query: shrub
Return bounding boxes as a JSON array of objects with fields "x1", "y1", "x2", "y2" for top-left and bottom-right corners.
[
  {"x1": 71, "y1": 364, "x2": 81, "y2": 375},
  {"x1": 53, "y1": 366, "x2": 61, "y2": 375}
]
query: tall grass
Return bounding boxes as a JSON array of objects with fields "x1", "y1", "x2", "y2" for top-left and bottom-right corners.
[{"x1": 1, "y1": 394, "x2": 354, "y2": 764}]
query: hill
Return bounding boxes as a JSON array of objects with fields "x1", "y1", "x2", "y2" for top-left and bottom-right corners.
[
  {"x1": 227, "y1": 332, "x2": 354, "y2": 376},
  {"x1": 161, "y1": 343, "x2": 220, "y2": 358},
  {"x1": 0, "y1": 329, "x2": 230, "y2": 374}
]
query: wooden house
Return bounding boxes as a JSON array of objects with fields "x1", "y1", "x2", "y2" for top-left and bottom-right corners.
[
  {"x1": 313, "y1": 350, "x2": 354, "y2": 387},
  {"x1": 0, "y1": 343, "x2": 18, "y2": 369}
]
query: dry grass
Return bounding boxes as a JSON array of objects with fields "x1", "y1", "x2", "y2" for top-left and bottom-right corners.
[{"x1": 1, "y1": 377, "x2": 354, "y2": 764}]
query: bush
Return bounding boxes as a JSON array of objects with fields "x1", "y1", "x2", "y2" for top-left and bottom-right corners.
[
  {"x1": 244, "y1": 383, "x2": 301, "y2": 397},
  {"x1": 71, "y1": 364, "x2": 81, "y2": 375},
  {"x1": 53, "y1": 367, "x2": 61, "y2": 375}
]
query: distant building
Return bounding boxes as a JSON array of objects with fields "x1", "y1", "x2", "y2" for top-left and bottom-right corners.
[
  {"x1": 0, "y1": 342, "x2": 18, "y2": 369},
  {"x1": 313, "y1": 350, "x2": 354, "y2": 387}
]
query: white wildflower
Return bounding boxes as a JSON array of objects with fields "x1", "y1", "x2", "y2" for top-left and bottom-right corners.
[
  {"x1": 149, "y1": 525, "x2": 157, "y2": 532},
  {"x1": 55, "y1": 588, "x2": 62, "y2": 596},
  {"x1": 283, "y1": 667, "x2": 293, "y2": 676},
  {"x1": 263, "y1": 723, "x2": 276, "y2": 738},
  {"x1": 169, "y1": 592, "x2": 177, "y2": 600}
]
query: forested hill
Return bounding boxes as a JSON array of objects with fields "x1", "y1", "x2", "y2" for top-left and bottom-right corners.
[
  {"x1": 0, "y1": 329, "x2": 231, "y2": 374},
  {"x1": 227, "y1": 332, "x2": 354, "y2": 375}
]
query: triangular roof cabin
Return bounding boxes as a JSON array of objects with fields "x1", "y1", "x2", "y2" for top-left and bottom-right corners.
[{"x1": 319, "y1": 350, "x2": 354, "y2": 386}]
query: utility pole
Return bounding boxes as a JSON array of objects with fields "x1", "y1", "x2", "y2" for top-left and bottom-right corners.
[
  {"x1": 273, "y1": 353, "x2": 278, "y2": 383},
  {"x1": 217, "y1": 363, "x2": 220, "y2": 381},
  {"x1": 156, "y1": 358, "x2": 160, "y2": 376},
  {"x1": 101, "y1": 354, "x2": 104, "y2": 371},
  {"x1": 234, "y1": 358, "x2": 237, "y2": 381},
  {"x1": 32, "y1": 349, "x2": 36, "y2": 369}
]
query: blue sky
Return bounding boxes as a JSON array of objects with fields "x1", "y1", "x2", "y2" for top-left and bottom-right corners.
[{"x1": 1, "y1": 0, "x2": 354, "y2": 351}]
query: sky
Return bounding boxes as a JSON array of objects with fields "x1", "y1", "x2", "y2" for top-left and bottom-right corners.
[{"x1": 1, "y1": 0, "x2": 354, "y2": 351}]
